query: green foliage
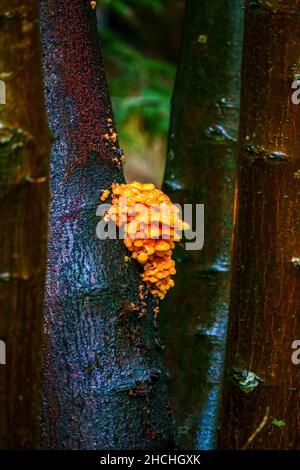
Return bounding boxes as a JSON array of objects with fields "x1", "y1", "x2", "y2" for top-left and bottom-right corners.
[
  {"x1": 102, "y1": 0, "x2": 163, "y2": 19},
  {"x1": 272, "y1": 419, "x2": 286, "y2": 428},
  {"x1": 99, "y1": 1, "x2": 175, "y2": 138}
]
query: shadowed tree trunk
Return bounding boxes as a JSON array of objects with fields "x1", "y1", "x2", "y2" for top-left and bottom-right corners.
[
  {"x1": 160, "y1": 0, "x2": 244, "y2": 449},
  {"x1": 40, "y1": 0, "x2": 173, "y2": 450},
  {"x1": 220, "y1": 0, "x2": 300, "y2": 450},
  {"x1": 0, "y1": 0, "x2": 50, "y2": 448}
]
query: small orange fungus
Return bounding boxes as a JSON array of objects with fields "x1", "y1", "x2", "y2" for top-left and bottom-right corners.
[
  {"x1": 100, "y1": 189, "x2": 110, "y2": 202},
  {"x1": 102, "y1": 181, "x2": 189, "y2": 300}
]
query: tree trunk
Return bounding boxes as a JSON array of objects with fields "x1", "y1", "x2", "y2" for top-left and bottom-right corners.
[
  {"x1": 40, "y1": 0, "x2": 173, "y2": 450},
  {"x1": 160, "y1": 0, "x2": 244, "y2": 449},
  {"x1": 220, "y1": 0, "x2": 300, "y2": 450},
  {"x1": 0, "y1": 0, "x2": 50, "y2": 448}
]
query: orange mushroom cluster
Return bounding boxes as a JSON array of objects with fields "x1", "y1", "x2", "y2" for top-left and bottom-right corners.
[{"x1": 101, "y1": 182, "x2": 189, "y2": 300}]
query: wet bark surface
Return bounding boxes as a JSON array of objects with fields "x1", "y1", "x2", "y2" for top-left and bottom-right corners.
[
  {"x1": 40, "y1": 0, "x2": 173, "y2": 450},
  {"x1": 160, "y1": 0, "x2": 244, "y2": 449},
  {"x1": 0, "y1": 0, "x2": 50, "y2": 448},
  {"x1": 220, "y1": 0, "x2": 300, "y2": 450}
]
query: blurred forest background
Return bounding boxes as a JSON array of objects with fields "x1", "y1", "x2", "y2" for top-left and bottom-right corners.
[
  {"x1": 2, "y1": 0, "x2": 298, "y2": 452},
  {"x1": 97, "y1": 0, "x2": 185, "y2": 186}
]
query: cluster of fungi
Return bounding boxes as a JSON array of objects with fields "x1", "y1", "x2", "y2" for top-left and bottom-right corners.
[
  {"x1": 100, "y1": 182, "x2": 189, "y2": 300},
  {"x1": 102, "y1": 118, "x2": 124, "y2": 169}
]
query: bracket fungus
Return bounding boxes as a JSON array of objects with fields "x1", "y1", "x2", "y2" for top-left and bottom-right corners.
[{"x1": 100, "y1": 182, "x2": 189, "y2": 300}]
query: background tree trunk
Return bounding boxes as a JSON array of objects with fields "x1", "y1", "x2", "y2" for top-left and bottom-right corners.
[
  {"x1": 40, "y1": 0, "x2": 173, "y2": 450},
  {"x1": 160, "y1": 0, "x2": 244, "y2": 449},
  {"x1": 220, "y1": 0, "x2": 300, "y2": 450},
  {"x1": 0, "y1": 0, "x2": 50, "y2": 449}
]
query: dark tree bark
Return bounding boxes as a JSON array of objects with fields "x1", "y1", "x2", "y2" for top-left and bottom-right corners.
[
  {"x1": 40, "y1": 0, "x2": 173, "y2": 450},
  {"x1": 160, "y1": 0, "x2": 244, "y2": 449},
  {"x1": 220, "y1": 0, "x2": 300, "y2": 450},
  {"x1": 0, "y1": 0, "x2": 50, "y2": 448}
]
